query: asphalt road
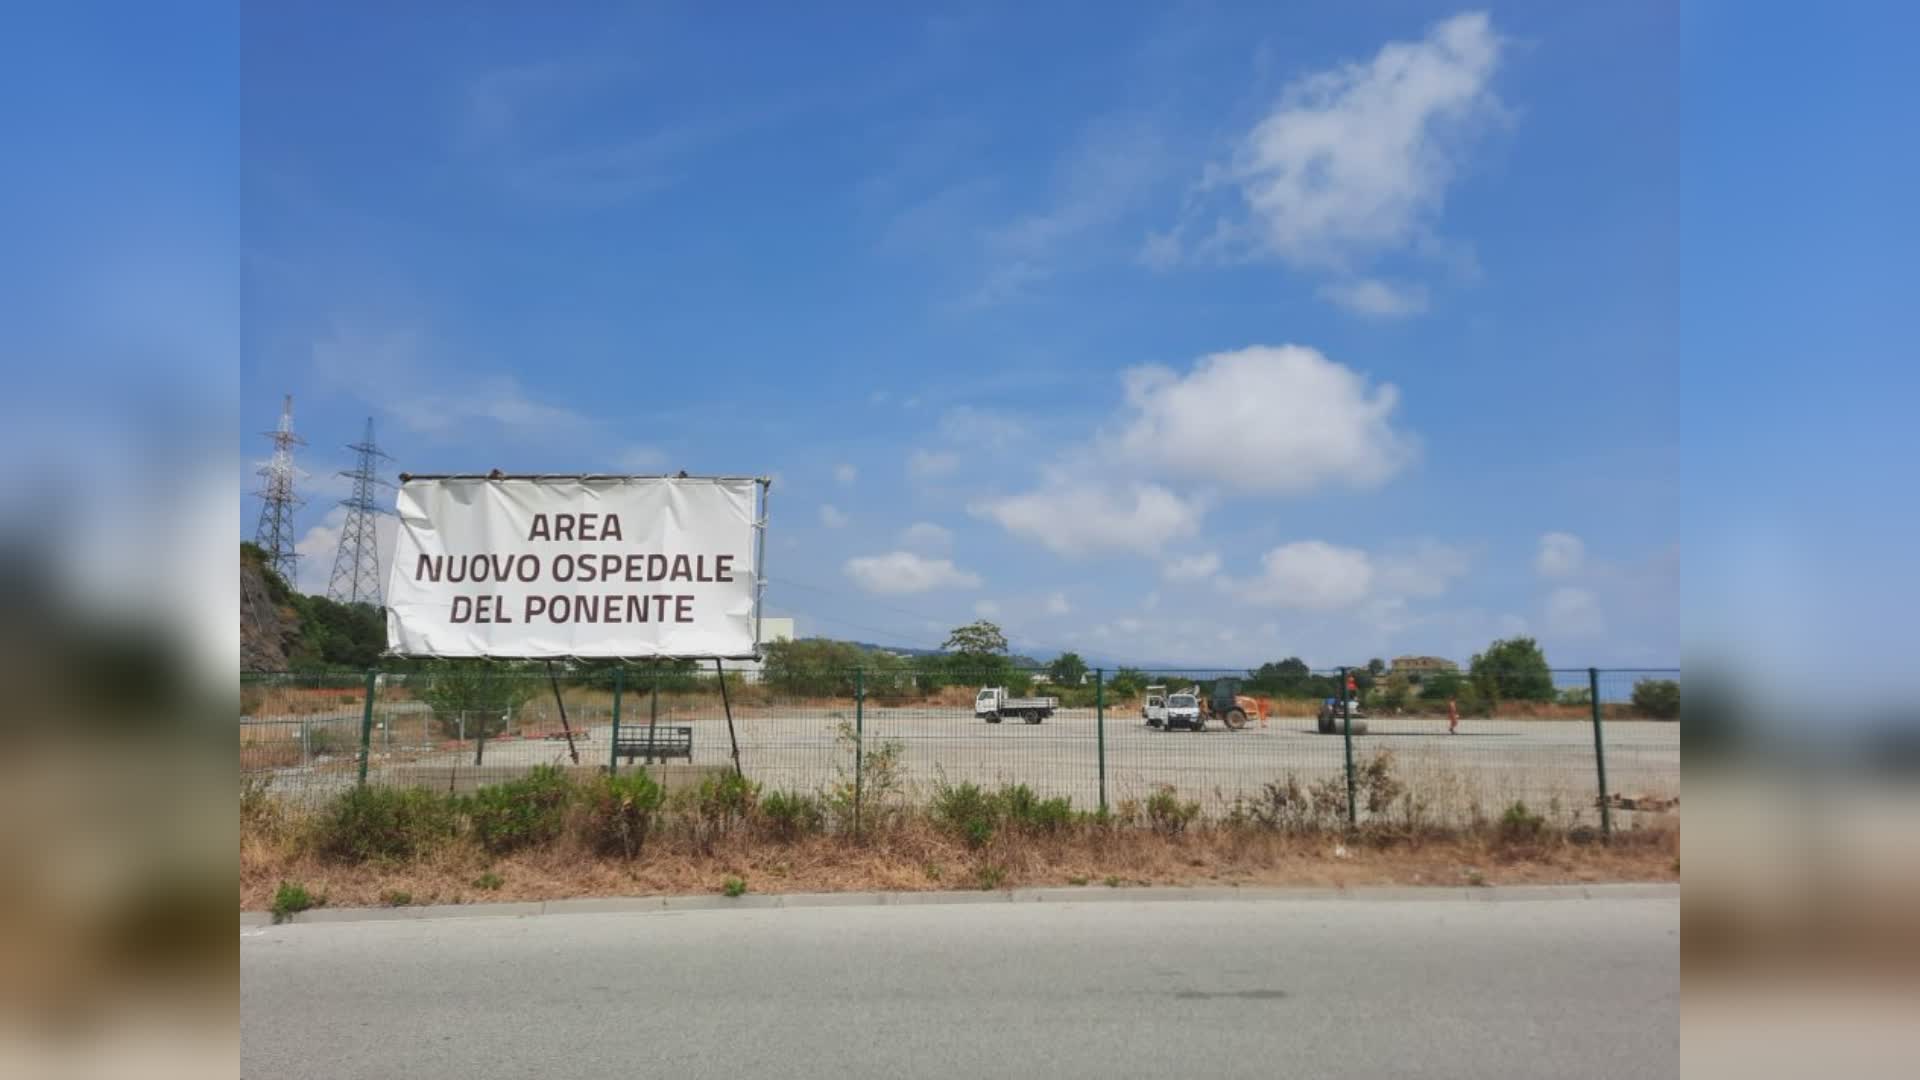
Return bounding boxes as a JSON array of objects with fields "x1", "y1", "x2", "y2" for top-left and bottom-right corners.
[{"x1": 241, "y1": 892, "x2": 1678, "y2": 1079}]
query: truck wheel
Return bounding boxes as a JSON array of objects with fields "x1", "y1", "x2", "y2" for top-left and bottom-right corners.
[
  {"x1": 1225, "y1": 708, "x2": 1247, "y2": 731},
  {"x1": 986, "y1": 715, "x2": 1002, "y2": 724},
  {"x1": 1024, "y1": 711, "x2": 1043, "y2": 724}
]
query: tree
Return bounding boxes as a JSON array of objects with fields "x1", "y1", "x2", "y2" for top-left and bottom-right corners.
[
  {"x1": 1048, "y1": 652, "x2": 1088, "y2": 687},
  {"x1": 1468, "y1": 637, "x2": 1556, "y2": 704},
  {"x1": 1109, "y1": 667, "x2": 1146, "y2": 697},
  {"x1": 943, "y1": 620, "x2": 1010, "y2": 683},
  {"x1": 1367, "y1": 658, "x2": 1386, "y2": 677},
  {"x1": 1248, "y1": 657, "x2": 1319, "y2": 697},
  {"x1": 944, "y1": 620, "x2": 1009, "y2": 657},
  {"x1": 419, "y1": 663, "x2": 540, "y2": 763},
  {"x1": 760, "y1": 638, "x2": 866, "y2": 697},
  {"x1": 1379, "y1": 672, "x2": 1412, "y2": 712},
  {"x1": 1631, "y1": 678, "x2": 1681, "y2": 720}
]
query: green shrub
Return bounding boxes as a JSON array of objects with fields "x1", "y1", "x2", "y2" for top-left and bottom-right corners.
[
  {"x1": 931, "y1": 781, "x2": 999, "y2": 846},
  {"x1": 962, "y1": 817, "x2": 994, "y2": 849},
  {"x1": 1358, "y1": 750, "x2": 1404, "y2": 816},
  {"x1": 758, "y1": 789, "x2": 825, "y2": 842},
  {"x1": 998, "y1": 785, "x2": 1074, "y2": 833},
  {"x1": 1631, "y1": 678, "x2": 1680, "y2": 720},
  {"x1": 695, "y1": 773, "x2": 759, "y2": 833},
  {"x1": 315, "y1": 785, "x2": 456, "y2": 863},
  {"x1": 1498, "y1": 800, "x2": 1546, "y2": 843},
  {"x1": 581, "y1": 771, "x2": 665, "y2": 857},
  {"x1": 974, "y1": 864, "x2": 1007, "y2": 890},
  {"x1": 271, "y1": 881, "x2": 318, "y2": 923},
  {"x1": 382, "y1": 889, "x2": 412, "y2": 907},
  {"x1": 721, "y1": 875, "x2": 747, "y2": 898},
  {"x1": 473, "y1": 871, "x2": 504, "y2": 891},
  {"x1": 465, "y1": 766, "x2": 572, "y2": 854},
  {"x1": 1145, "y1": 785, "x2": 1200, "y2": 836}
]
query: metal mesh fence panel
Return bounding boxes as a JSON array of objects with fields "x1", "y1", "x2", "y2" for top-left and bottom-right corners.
[{"x1": 242, "y1": 664, "x2": 1681, "y2": 830}]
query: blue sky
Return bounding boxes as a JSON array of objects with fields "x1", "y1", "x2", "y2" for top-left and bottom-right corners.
[{"x1": 240, "y1": 3, "x2": 1682, "y2": 669}]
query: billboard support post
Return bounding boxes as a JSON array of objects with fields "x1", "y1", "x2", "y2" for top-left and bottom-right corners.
[
  {"x1": 716, "y1": 659, "x2": 742, "y2": 777},
  {"x1": 544, "y1": 659, "x2": 581, "y2": 765},
  {"x1": 1341, "y1": 666, "x2": 1357, "y2": 827},
  {"x1": 608, "y1": 667, "x2": 623, "y2": 775}
]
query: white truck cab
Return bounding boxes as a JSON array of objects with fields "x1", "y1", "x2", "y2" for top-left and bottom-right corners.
[{"x1": 1165, "y1": 691, "x2": 1203, "y2": 731}]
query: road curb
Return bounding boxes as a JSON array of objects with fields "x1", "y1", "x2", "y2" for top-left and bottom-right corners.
[{"x1": 243, "y1": 881, "x2": 1678, "y2": 928}]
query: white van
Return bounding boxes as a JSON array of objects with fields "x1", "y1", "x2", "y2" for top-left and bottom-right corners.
[{"x1": 1142, "y1": 684, "x2": 1168, "y2": 727}]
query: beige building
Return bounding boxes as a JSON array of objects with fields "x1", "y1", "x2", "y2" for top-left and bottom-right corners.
[{"x1": 1389, "y1": 655, "x2": 1459, "y2": 679}]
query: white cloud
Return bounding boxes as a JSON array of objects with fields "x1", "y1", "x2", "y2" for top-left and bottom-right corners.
[
  {"x1": 1318, "y1": 278, "x2": 1429, "y2": 317},
  {"x1": 1217, "y1": 11, "x2": 1501, "y2": 268},
  {"x1": 973, "y1": 599, "x2": 1001, "y2": 618},
  {"x1": 834, "y1": 463, "x2": 858, "y2": 487},
  {"x1": 971, "y1": 483, "x2": 1200, "y2": 557},
  {"x1": 1117, "y1": 617, "x2": 1144, "y2": 634},
  {"x1": 1545, "y1": 586, "x2": 1606, "y2": 638},
  {"x1": 907, "y1": 450, "x2": 961, "y2": 479},
  {"x1": 1110, "y1": 345, "x2": 1415, "y2": 494},
  {"x1": 1045, "y1": 591, "x2": 1071, "y2": 616},
  {"x1": 819, "y1": 504, "x2": 848, "y2": 528},
  {"x1": 1233, "y1": 540, "x2": 1375, "y2": 611},
  {"x1": 1162, "y1": 552, "x2": 1222, "y2": 582},
  {"x1": 899, "y1": 521, "x2": 953, "y2": 552},
  {"x1": 1535, "y1": 532, "x2": 1586, "y2": 578},
  {"x1": 843, "y1": 551, "x2": 982, "y2": 594},
  {"x1": 1152, "y1": 12, "x2": 1503, "y2": 312},
  {"x1": 1224, "y1": 538, "x2": 1471, "y2": 612},
  {"x1": 970, "y1": 345, "x2": 1415, "y2": 559}
]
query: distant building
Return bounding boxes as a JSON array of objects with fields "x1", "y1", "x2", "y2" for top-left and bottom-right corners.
[
  {"x1": 734, "y1": 617, "x2": 796, "y2": 675},
  {"x1": 1389, "y1": 655, "x2": 1459, "y2": 680}
]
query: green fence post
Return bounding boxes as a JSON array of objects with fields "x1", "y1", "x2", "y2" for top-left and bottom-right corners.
[
  {"x1": 1590, "y1": 667, "x2": 1612, "y2": 840},
  {"x1": 1340, "y1": 666, "x2": 1357, "y2": 826},
  {"x1": 356, "y1": 669, "x2": 377, "y2": 786},
  {"x1": 1095, "y1": 669, "x2": 1107, "y2": 816},
  {"x1": 853, "y1": 668, "x2": 865, "y2": 836},
  {"x1": 609, "y1": 667, "x2": 623, "y2": 776}
]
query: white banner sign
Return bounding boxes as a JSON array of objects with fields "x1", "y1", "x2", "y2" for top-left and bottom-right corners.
[{"x1": 385, "y1": 477, "x2": 763, "y2": 658}]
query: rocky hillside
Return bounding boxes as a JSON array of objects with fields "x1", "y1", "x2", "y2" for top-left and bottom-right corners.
[{"x1": 240, "y1": 545, "x2": 301, "y2": 672}]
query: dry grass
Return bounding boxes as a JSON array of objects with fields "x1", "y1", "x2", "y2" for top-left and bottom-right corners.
[{"x1": 240, "y1": 813, "x2": 1678, "y2": 911}]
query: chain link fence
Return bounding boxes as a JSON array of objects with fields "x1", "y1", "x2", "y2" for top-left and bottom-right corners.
[{"x1": 241, "y1": 665, "x2": 1680, "y2": 834}]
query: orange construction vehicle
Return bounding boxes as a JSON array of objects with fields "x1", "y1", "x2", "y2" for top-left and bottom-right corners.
[{"x1": 1200, "y1": 678, "x2": 1271, "y2": 731}]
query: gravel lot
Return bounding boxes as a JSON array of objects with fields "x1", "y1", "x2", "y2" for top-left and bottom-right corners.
[{"x1": 253, "y1": 704, "x2": 1679, "y2": 824}]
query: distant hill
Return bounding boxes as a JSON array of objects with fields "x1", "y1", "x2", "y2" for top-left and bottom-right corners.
[{"x1": 801, "y1": 636, "x2": 1131, "y2": 672}]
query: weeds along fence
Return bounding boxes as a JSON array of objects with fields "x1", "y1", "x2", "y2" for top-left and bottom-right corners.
[{"x1": 239, "y1": 666, "x2": 1681, "y2": 835}]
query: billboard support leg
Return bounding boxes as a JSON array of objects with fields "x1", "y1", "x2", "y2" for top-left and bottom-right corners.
[
  {"x1": 716, "y1": 659, "x2": 742, "y2": 777},
  {"x1": 544, "y1": 659, "x2": 581, "y2": 765}
]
